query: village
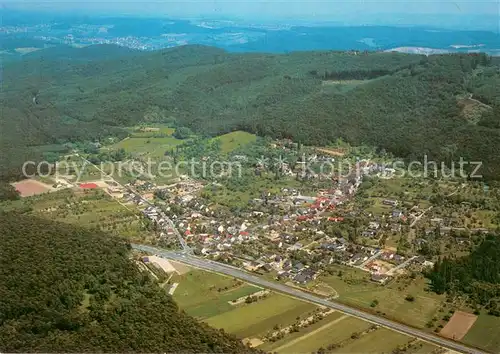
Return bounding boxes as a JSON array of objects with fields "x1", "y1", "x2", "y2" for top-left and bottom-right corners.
[
  {"x1": 7, "y1": 131, "x2": 499, "y2": 354},
  {"x1": 13, "y1": 134, "x2": 493, "y2": 297},
  {"x1": 122, "y1": 154, "x2": 435, "y2": 290}
]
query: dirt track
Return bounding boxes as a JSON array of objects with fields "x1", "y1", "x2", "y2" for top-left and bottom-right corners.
[
  {"x1": 315, "y1": 148, "x2": 346, "y2": 157},
  {"x1": 273, "y1": 315, "x2": 348, "y2": 352}
]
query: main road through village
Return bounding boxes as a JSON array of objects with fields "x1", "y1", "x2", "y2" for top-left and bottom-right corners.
[{"x1": 131, "y1": 244, "x2": 487, "y2": 354}]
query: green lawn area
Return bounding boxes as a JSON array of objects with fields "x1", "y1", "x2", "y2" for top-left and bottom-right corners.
[
  {"x1": 406, "y1": 342, "x2": 441, "y2": 354},
  {"x1": 56, "y1": 157, "x2": 104, "y2": 182},
  {"x1": 370, "y1": 178, "x2": 408, "y2": 196},
  {"x1": 262, "y1": 314, "x2": 370, "y2": 353},
  {"x1": 332, "y1": 328, "x2": 412, "y2": 353},
  {"x1": 366, "y1": 197, "x2": 393, "y2": 216},
  {"x1": 206, "y1": 175, "x2": 302, "y2": 209},
  {"x1": 127, "y1": 124, "x2": 175, "y2": 137},
  {"x1": 463, "y1": 313, "x2": 500, "y2": 353},
  {"x1": 363, "y1": 178, "x2": 440, "y2": 210},
  {"x1": 470, "y1": 210, "x2": 497, "y2": 228},
  {"x1": 213, "y1": 131, "x2": 257, "y2": 153},
  {"x1": 172, "y1": 270, "x2": 260, "y2": 319},
  {"x1": 110, "y1": 136, "x2": 184, "y2": 159},
  {"x1": 317, "y1": 269, "x2": 444, "y2": 328},
  {"x1": 259, "y1": 312, "x2": 345, "y2": 352},
  {"x1": 1, "y1": 189, "x2": 148, "y2": 241},
  {"x1": 35, "y1": 175, "x2": 56, "y2": 186},
  {"x1": 205, "y1": 294, "x2": 317, "y2": 338}
]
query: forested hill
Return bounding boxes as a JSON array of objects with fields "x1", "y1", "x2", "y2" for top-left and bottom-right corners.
[
  {"x1": 0, "y1": 213, "x2": 258, "y2": 353},
  {"x1": 2, "y1": 44, "x2": 500, "y2": 180}
]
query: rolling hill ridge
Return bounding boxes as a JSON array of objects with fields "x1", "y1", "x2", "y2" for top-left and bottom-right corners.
[{"x1": 1, "y1": 44, "x2": 500, "y2": 181}]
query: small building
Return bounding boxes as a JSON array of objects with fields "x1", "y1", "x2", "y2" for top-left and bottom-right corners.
[
  {"x1": 371, "y1": 273, "x2": 389, "y2": 284},
  {"x1": 392, "y1": 210, "x2": 403, "y2": 218},
  {"x1": 383, "y1": 199, "x2": 399, "y2": 207},
  {"x1": 368, "y1": 221, "x2": 380, "y2": 230}
]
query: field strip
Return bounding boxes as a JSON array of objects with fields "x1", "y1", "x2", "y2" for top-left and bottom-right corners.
[{"x1": 273, "y1": 315, "x2": 349, "y2": 352}]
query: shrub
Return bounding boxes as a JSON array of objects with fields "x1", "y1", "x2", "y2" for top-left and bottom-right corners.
[{"x1": 405, "y1": 295, "x2": 415, "y2": 302}]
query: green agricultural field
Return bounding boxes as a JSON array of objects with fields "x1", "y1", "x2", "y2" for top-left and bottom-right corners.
[
  {"x1": 405, "y1": 342, "x2": 441, "y2": 354},
  {"x1": 205, "y1": 294, "x2": 317, "y2": 339},
  {"x1": 55, "y1": 156, "x2": 105, "y2": 182},
  {"x1": 332, "y1": 328, "x2": 413, "y2": 353},
  {"x1": 362, "y1": 178, "x2": 452, "y2": 212},
  {"x1": 470, "y1": 210, "x2": 497, "y2": 229},
  {"x1": 317, "y1": 268, "x2": 444, "y2": 328},
  {"x1": 110, "y1": 136, "x2": 184, "y2": 159},
  {"x1": 35, "y1": 175, "x2": 57, "y2": 186},
  {"x1": 172, "y1": 270, "x2": 260, "y2": 319},
  {"x1": 463, "y1": 314, "x2": 500, "y2": 353},
  {"x1": 262, "y1": 314, "x2": 369, "y2": 353},
  {"x1": 0, "y1": 189, "x2": 149, "y2": 241},
  {"x1": 366, "y1": 197, "x2": 393, "y2": 216},
  {"x1": 205, "y1": 174, "x2": 303, "y2": 209},
  {"x1": 127, "y1": 125, "x2": 175, "y2": 138},
  {"x1": 213, "y1": 131, "x2": 257, "y2": 153}
]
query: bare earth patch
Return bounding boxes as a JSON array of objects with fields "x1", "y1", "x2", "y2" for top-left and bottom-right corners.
[
  {"x1": 243, "y1": 338, "x2": 264, "y2": 348},
  {"x1": 12, "y1": 179, "x2": 54, "y2": 197},
  {"x1": 457, "y1": 96, "x2": 492, "y2": 124},
  {"x1": 315, "y1": 147, "x2": 346, "y2": 157},
  {"x1": 440, "y1": 311, "x2": 477, "y2": 340},
  {"x1": 170, "y1": 260, "x2": 192, "y2": 275},
  {"x1": 83, "y1": 180, "x2": 111, "y2": 188},
  {"x1": 147, "y1": 256, "x2": 177, "y2": 273}
]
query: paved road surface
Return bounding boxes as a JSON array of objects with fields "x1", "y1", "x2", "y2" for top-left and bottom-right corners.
[{"x1": 131, "y1": 244, "x2": 487, "y2": 354}]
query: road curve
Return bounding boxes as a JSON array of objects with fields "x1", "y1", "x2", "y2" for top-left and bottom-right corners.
[{"x1": 132, "y1": 244, "x2": 487, "y2": 354}]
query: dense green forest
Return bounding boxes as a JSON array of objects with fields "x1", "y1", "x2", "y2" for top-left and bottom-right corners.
[
  {"x1": 1, "y1": 44, "x2": 500, "y2": 182},
  {"x1": 426, "y1": 235, "x2": 500, "y2": 315},
  {"x1": 0, "y1": 212, "x2": 258, "y2": 352}
]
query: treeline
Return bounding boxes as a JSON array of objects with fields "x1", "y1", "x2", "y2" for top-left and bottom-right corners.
[
  {"x1": 0, "y1": 213, "x2": 259, "y2": 353},
  {"x1": 313, "y1": 69, "x2": 392, "y2": 80},
  {"x1": 2, "y1": 44, "x2": 500, "y2": 182},
  {"x1": 426, "y1": 235, "x2": 500, "y2": 314}
]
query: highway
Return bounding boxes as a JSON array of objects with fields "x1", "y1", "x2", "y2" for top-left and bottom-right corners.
[{"x1": 132, "y1": 243, "x2": 487, "y2": 354}]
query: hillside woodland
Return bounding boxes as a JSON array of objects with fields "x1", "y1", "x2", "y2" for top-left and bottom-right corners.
[
  {"x1": 1, "y1": 45, "x2": 500, "y2": 183},
  {"x1": 426, "y1": 235, "x2": 500, "y2": 315},
  {"x1": 0, "y1": 212, "x2": 259, "y2": 353}
]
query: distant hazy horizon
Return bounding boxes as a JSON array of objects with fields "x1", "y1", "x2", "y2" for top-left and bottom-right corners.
[{"x1": 2, "y1": 0, "x2": 499, "y2": 32}]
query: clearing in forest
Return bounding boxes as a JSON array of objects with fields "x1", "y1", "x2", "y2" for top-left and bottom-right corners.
[{"x1": 12, "y1": 179, "x2": 54, "y2": 197}]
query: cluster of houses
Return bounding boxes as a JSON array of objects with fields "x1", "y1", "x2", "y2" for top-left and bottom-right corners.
[
  {"x1": 118, "y1": 151, "x2": 428, "y2": 287},
  {"x1": 321, "y1": 239, "x2": 377, "y2": 266},
  {"x1": 241, "y1": 254, "x2": 320, "y2": 285}
]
